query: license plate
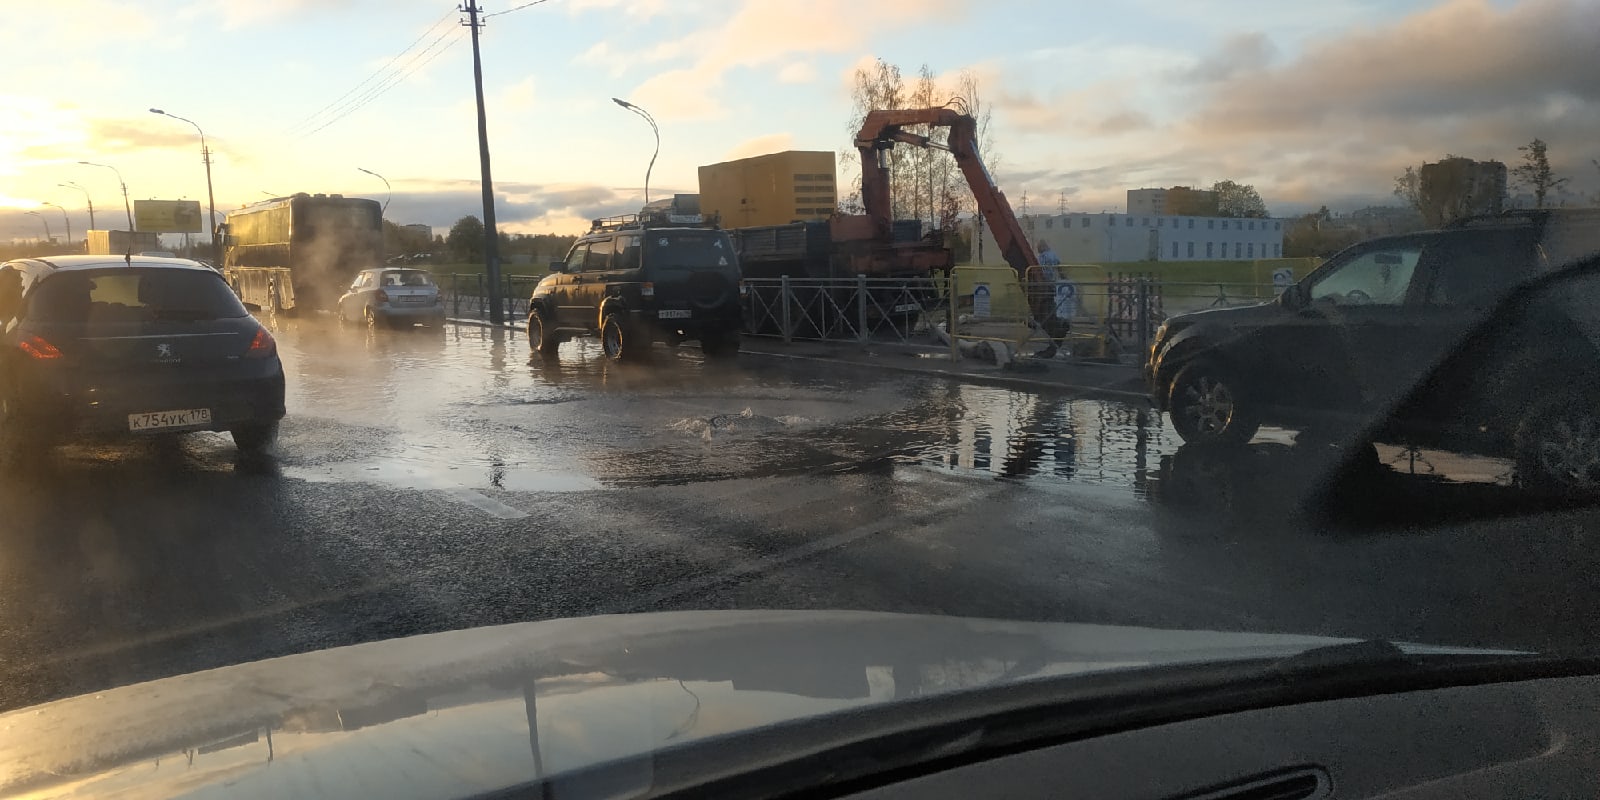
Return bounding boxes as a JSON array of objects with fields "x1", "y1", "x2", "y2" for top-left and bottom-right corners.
[
  {"x1": 892, "y1": 303, "x2": 921, "y2": 313},
  {"x1": 129, "y1": 408, "x2": 212, "y2": 432},
  {"x1": 658, "y1": 309, "x2": 693, "y2": 319},
  {"x1": 398, "y1": 295, "x2": 431, "y2": 304}
]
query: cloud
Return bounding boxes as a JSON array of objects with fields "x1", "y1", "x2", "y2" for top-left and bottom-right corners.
[
  {"x1": 1178, "y1": 32, "x2": 1276, "y2": 83},
  {"x1": 500, "y1": 76, "x2": 537, "y2": 113},
  {"x1": 622, "y1": 0, "x2": 970, "y2": 120},
  {"x1": 722, "y1": 134, "x2": 796, "y2": 162},
  {"x1": 1188, "y1": 0, "x2": 1600, "y2": 139},
  {"x1": 200, "y1": 0, "x2": 354, "y2": 29},
  {"x1": 375, "y1": 181, "x2": 683, "y2": 234},
  {"x1": 777, "y1": 62, "x2": 817, "y2": 84}
]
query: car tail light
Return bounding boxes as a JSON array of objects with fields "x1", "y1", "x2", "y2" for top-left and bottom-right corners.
[
  {"x1": 376, "y1": 289, "x2": 390, "y2": 303},
  {"x1": 738, "y1": 280, "x2": 748, "y2": 298},
  {"x1": 19, "y1": 335, "x2": 61, "y2": 360},
  {"x1": 245, "y1": 327, "x2": 276, "y2": 358},
  {"x1": 641, "y1": 282, "x2": 655, "y2": 297}
]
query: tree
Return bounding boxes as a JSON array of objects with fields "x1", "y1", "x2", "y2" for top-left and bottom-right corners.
[
  {"x1": 1211, "y1": 180, "x2": 1268, "y2": 218},
  {"x1": 1395, "y1": 155, "x2": 1505, "y2": 227},
  {"x1": 1512, "y1": 138, "x2": 1569, "y2": 209},
  {"x1": 446, "y1": 215, "x2": 484, "y2": 263}
]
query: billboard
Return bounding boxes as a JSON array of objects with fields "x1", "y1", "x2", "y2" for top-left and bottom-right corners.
[{"x1": 134, "y1": 200, "x2": 204, "y2": 233}]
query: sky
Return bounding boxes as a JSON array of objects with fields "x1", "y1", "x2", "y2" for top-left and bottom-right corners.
[{"x1": 1, "y1": 0, "x2": 1597, "y2": 242}]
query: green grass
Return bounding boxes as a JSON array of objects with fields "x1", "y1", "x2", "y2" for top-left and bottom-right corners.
[{"x1": 1059, "y1": 258, "x2": 1321, "y2": 286}]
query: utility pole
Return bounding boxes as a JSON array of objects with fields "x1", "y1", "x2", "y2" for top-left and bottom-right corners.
[
  {"x1": 59, "y1": 182, "x2": 95, "y2": 231},
  {"x1": 463, "y1": 1, "x2": 504, "y2": 325}
]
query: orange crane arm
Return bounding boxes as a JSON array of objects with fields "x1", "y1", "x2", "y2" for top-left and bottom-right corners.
[{"x1": 854, "y1": 108, "x2": 1037, "y2": 275}]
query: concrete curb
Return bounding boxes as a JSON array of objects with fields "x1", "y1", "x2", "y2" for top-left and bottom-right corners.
[{"x1": 445, "y1": 317, "x2": 1149, "y2": 400}]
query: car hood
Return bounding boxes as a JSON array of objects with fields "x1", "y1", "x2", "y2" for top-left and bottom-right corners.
[{"x1": 0, "y1": 610, "x2": 1494, "y2": 799}]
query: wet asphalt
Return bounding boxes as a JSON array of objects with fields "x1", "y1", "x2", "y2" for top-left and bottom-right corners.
[{"x1": 2, "y1": 316, "x2": 1598, "y2": 712}]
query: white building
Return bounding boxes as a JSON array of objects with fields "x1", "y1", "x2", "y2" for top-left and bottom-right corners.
[{"x1": 971, "y1": 212, "x2": 1287, "y2": 265}]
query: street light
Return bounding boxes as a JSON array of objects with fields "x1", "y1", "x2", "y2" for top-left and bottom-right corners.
[
  {"x1": 58, "y1": 182, "x2": 95, "y2": 231},
  {"x1": 41, "y1": 201, "x2": 71, "y2": 248},
  {"x1": 357, "y1": 167, "x2": 391, "y2": 217},
  {"x1": 612, "y1": 97, "x2": 659, "y2": 205},
  {"x1": 78, "y1": 161, "x2": 134, "y2": 233},
  {"x1": 149, "y1": 108, "x2": 218, "y2": 262},
  {"x1": 25, "y1": 211, "x2": 51, "y2": 243}
]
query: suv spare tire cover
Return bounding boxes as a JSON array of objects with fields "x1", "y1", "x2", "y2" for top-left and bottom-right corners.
[{"x1": 687, "y1": 271, "x2": 734, "y2": 309}]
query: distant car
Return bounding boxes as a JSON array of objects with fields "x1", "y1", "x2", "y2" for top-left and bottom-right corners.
[
  {"x1": 336, "y1": 267, "x2": 446, "y2": 328},
  {"x1": 0, "y1": 255, "x2": 286, "y2": 460},
  {"x1": 528, "y1": 214, "x2": 744, "y2": 361}
]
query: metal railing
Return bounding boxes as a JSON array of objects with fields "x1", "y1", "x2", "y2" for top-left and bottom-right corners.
[
  {"x1": 438, "y1": 269, "x2": 1284, "y2": 366},
  {"x1": 438, "y1": 273, "x2": 542, "y2": 323},
  {"x1": 742, "y1": 276, "x2": 946, "y2": 344}
]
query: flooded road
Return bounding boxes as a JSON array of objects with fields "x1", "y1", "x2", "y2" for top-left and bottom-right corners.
[{"x1": 0, "y1": 317, "x2": 1597, "y2": 714}]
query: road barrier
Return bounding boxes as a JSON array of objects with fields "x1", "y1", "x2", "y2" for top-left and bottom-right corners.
[{"x1": 439, "y1": 270, "x2": 1281, "y2": 366}]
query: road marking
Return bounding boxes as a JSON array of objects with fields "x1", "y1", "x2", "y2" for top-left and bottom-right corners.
[{"x1": 441, "y1": 487, "x2": 529, "y2": 519}]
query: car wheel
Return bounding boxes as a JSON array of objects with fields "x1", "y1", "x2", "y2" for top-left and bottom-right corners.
[
  {"x1": 528, "y1": 307, "x2": 560, "y2": 360},
  {"x1": 232, "y1": 421, "x2": 280, "y2": 455},
  {"x1": 601, "y1": 315, "x2": 639, "y2": 362},
  {"x1": 700, "y1": 330, "x2": 741, "y2": 359},
  {"x1": 1515, "y1": 396, "x2": 1600, "y2": 495},
  {"x1": 1167, "y1": 360, "x2": 1260, "y2": 446}
]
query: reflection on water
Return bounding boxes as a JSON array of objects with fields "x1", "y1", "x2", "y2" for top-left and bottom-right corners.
[{"x1": 890, "y1": 384, "x2": 1176, "y2": 495}]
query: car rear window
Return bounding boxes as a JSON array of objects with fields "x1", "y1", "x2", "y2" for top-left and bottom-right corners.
[
  {"x1": 28, "y1": 269, "x2": 249, "y2": 324},
  {"x1": 380, "y1": 270, "x2": 434, "y2": 287},
  {"x1": 644, "y1": 231, "x2": 738, "y2": 271}
]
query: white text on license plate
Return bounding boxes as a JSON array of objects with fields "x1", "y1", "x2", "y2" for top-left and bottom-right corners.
[
  {"x1": 129, "y1": 408, "x2": 212, "y2": 431},
  {"x1": 658, "y1": 309, "x2": 692, "y2": 319},
  {"x1": 892, "y1": 303, "x2": 921, "y2": 313}
]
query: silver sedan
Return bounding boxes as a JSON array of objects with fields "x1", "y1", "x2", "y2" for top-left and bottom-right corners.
[{"x1": 336, "y1": 268, "x2": 447, "y2": 329}]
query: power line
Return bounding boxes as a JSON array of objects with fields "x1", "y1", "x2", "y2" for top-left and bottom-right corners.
[
  {"x1": 484, "y1": 0, "x2": 553, "y2": 19},
  {"x1": 301, "y1": 28, "x2": 466, "y2": 138},
  {"x1": 286, "y1": 6, "x2": 457, "y2": 134}
]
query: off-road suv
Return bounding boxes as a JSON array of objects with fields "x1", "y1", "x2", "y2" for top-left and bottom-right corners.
[
  {"x1": 528, "y1": 213, "x2": 745, "y2": 361},
  {"x1": 1145, "y1": 209, "x2": 1600, "y2": 491}
]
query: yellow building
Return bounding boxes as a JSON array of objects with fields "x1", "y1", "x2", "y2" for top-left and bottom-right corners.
[{"x1": 698, "y1": 151, "x2": 837, "y2": 228}]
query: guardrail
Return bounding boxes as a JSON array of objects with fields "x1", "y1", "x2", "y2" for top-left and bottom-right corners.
[{"x1": 742, "y1": 276, "x2": 946, "y2": 344}]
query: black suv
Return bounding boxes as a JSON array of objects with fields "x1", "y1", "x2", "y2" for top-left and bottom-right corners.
[
  {"x1": 528, "y1": 216, "x2": 745, "y2": 361},
  {"x1": 1146, "y1": 210, "x2": 1600, "y2": 489}
]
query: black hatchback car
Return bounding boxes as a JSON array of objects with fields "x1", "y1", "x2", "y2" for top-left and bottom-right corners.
[
  {"x1": 527, "y1": 215, "x2": 745, "y2": 362},
  {"x1": 0, "y1": 256, "x2": 286, "y2": 460},
  {"x1": 1146, "y1": 210, "x2": 1600, "y2": 490}
]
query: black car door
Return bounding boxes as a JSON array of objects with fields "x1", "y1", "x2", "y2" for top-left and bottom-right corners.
[
  {"x1": 553, "y1": 242, "x2": 589, "y2": 328},
  {"x1": 572, "y1": 237, "x2": 615, "y2": 329},
  {"x1": 1298, "y1": 238, "x2": 1436, "y2": 419}
]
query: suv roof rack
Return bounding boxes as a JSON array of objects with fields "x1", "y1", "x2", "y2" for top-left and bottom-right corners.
[{"x1": 589, "y1": 210, "x2": 721, "y2": 233}]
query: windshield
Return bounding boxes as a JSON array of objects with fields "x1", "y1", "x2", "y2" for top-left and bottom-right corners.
[
  {"x1": 2, "y1": 2, "x2": 1600, "y2": 796},
  {"x1": 28, "y1": 268, "x2": 249, "y2": 323}
]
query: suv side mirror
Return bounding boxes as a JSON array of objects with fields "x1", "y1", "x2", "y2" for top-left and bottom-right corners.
[{"x1": 548, "y1": 260, "x2": 566, "y2": 274}]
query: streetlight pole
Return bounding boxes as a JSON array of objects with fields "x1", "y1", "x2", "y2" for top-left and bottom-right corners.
[
  {"x1": 612, "y1": 98, "x2": 659, "y2": 205},
  {"x1": 42, "y1": 202, "x2": 71, "y2": 248},
  {"x1": 357, "y1": 167, "x2": 392, "y2": 217},
  {"x1": 25, "y1": 211, "x2": 51, "y2": 244},
  {"x1": 58, "y1": 182, "x2": 95, "y2": 231},
  {"x1": 78, "y1": 161, "x2": 133, "y2": 233},
  {"x1": 149, "y1": 108, "x2": 218, "y2": 263}
]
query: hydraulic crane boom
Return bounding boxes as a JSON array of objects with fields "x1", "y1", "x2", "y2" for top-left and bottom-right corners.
[{"x1": 854, "y1": 108, "x2": 1037, "y2": 276}]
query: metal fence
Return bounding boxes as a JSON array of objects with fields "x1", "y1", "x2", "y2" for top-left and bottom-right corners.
[
  {"x1": 438, "y1": 269, "x2": 1284, "y2": 365},
  {"x1": 742, "y1": 276, "x2": 946, "y2": 343},
  {"x1": 438, "y1": 273, "x2": 541, "y2": 323}
]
